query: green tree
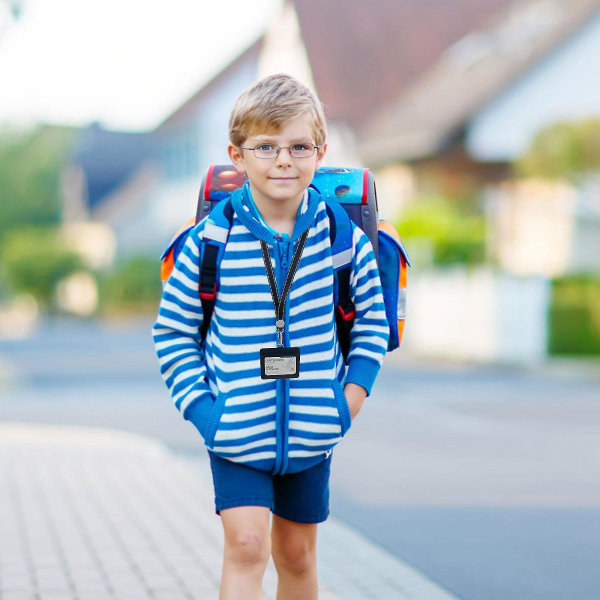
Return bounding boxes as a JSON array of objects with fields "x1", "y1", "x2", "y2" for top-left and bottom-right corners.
[
  {"x1": 516, "y1": 118, "x2": 600, "y2": 180},
  {"x1": 1, "y1": 227, "x2": 82, "y2": 311},
  {"x1": 0, "y1": 125, "x2": 77, "y2": 241}
]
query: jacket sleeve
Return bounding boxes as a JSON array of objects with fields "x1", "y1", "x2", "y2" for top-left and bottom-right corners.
[
  {"x1": 152, "y1": 225, "x2": 214, "y2": 439},
  {"x1": 344, "y1": 224, "x2": 389, "y2": 395}
]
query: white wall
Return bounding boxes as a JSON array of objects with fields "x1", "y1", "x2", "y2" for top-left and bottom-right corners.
[{"x1": 403, "y1": 267, "x2": 550, "y2": 364}]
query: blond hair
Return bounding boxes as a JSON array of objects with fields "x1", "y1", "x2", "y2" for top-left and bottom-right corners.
[{"x1": 229, "y1": 73, "x2": 327, "y2": 147}]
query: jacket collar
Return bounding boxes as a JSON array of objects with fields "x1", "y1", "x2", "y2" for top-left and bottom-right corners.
[{"x1": 230, "y1": 181, "x2": 320, "y2": 243}]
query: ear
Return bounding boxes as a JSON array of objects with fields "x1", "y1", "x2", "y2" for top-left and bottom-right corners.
[
  {"x1": 315, "y1": 143, "x2": 327, "y2": 170},
  {"x1": 228, "y1": 144, "x2": 246, "y2": 174}
]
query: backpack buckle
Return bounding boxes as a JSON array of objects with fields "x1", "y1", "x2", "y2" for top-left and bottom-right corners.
[
  {"x1": 199, "y1": 282, "x2": 217, "y2": 300},
  {"x1": 337, "y1": 304, "x2": 355, "y2": 322}
]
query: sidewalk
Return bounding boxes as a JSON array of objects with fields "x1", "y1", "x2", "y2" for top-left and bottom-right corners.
[{"x1": 0, "y1": 422, "x2": 460, "y2": 600}]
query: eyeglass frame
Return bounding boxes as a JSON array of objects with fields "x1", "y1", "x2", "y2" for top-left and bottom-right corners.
[{"x1": 239, "y1": 143, "x2": 322, "y2": 159}]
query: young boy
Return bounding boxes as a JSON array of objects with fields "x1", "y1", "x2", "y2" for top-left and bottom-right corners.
[{"x1": 153, "y1": 73, "x2": 389, "y2": 599}]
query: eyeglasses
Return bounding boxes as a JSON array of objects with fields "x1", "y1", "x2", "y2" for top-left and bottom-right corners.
[{"x1": 240, "y1": 143, "x2": 321, "y2": 159}]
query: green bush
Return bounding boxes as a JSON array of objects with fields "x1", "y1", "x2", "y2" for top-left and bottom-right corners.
[
  {"x1": 98, "y1": 255, "x2": 162, "y2": 314},
  {"x1": 0, "y1": 227, "x2": 82, "y2": 311},
  {"x1": 395, "y1": 196, "x2": 487, "y2": 267},
  {"x1": 548, "y1": 275, "x2": 600, "y2": 355}
]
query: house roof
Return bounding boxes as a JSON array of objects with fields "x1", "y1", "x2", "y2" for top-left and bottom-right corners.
[
  {"x1": 154, "y1": 0, "x2": 519, "y2": 136},
  {"x1": 292, "y1": 0, "x2": 514, "y2": 127},
  {"x1": 71, "y1": 123, "x2": 154, "y2": 210},
  {"x1": 358, "y1": 0, "x2": 600, "y2": 165}
]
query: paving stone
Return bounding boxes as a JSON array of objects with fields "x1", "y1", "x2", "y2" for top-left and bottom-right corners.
[
  {"x1": 36, "y1": 590, "x2": 75, "y2": 599},
  {"x1": 0, "y1": 423, "x2": 461, "y2": 600}
]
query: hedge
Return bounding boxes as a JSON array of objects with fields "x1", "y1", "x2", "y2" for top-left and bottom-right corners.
[{"x1": 548, "y1": 275, "x2": 600, "y2": 355}]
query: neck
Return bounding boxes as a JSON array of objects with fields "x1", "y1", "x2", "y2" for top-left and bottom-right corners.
[{"x1": 251, "y1": 190, "x2": 303, "y2": 237}]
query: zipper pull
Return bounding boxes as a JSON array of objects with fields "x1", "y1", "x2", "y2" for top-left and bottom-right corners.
[{"x1": 276, "y1": 319, "x2": 285, "y2": 347}]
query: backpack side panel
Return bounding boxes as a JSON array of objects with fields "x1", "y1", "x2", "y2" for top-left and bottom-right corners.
[
  {"x1": 160, "y1": 218, "x2": 196, "y2": 282},
  {"x1": 363, "y1": 170, "x2": 379, "y2": 259},
  {"x1": 377, "y1": 222, "x2": 410, "y2": 350}
]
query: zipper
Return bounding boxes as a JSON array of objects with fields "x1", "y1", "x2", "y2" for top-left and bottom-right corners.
[
  {"x1": 280, "y1": 265, "x2": 292, "y2": 475},
  {"x1": 274, "y1": 237, "x2": 293, "y2": 474}
]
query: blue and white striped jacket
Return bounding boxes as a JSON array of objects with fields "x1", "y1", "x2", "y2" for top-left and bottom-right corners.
[{"x1": 153, "y1": 185, "x2": 389, "y2": 474}]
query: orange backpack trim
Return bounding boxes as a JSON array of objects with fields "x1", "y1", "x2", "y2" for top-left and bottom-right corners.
[{"x1": 160, "y1": 217, "x2": 196, "y2": 282}]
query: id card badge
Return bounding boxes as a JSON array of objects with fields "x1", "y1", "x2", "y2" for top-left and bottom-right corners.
[{"x1": 260, "y1": 347, "x2": 300, "y2": 379}]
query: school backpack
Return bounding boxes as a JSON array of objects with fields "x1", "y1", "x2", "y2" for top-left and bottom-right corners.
[{"x1": 160, "y1": 165, "x2": 410, "y2": 360}]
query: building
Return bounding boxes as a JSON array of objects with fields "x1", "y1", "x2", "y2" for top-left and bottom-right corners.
[{"x1": 66, "y1": 0, "x2": 600, "y2": 275}]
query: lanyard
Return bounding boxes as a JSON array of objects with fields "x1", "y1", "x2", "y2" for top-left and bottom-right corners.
[{"x1": 260, "y1": 230, "x2": 309, "y2": 347}]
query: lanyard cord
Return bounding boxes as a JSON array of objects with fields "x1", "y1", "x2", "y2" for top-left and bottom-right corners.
[{"x1": 260, "y1": 230, "x2": 309, "y2": 347}]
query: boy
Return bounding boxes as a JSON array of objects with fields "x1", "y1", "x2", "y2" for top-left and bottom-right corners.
[{"x1": 153, "y1": 73, "x2": 389, "y2": 599}]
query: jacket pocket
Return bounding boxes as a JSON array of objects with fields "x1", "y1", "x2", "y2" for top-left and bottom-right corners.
[
  {"x1": 204, "y1": 391, "x2": 227, "y2": 448},
  {"x1": 332, "y1": 379, "x2": 351, "y2": 436}
]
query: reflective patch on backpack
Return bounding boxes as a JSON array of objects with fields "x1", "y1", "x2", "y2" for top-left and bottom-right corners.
[
  {"x1": 204, "y1": 222, "x2": 229, "y2": 243},
  {"x1": 332, "y1": 248, "x2": 353, "y2": 269},
  {"x1": 397, "y1": 287, "x2": 407, "y2": 320}
]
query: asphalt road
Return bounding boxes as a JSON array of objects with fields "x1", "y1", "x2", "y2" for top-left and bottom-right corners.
[
  {"x1": 330, "y1": 360, "x2": 600, "y2": 600},
  {"x1": 1, "y1": 317, "x2": 600, "y2": 600}
]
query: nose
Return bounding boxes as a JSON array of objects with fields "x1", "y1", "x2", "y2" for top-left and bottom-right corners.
[{"x1": 275, "y1": 146, "x2": 293, "y2": 165}]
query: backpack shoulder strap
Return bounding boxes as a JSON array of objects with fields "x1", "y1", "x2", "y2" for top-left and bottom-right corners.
[
  {"x1": 325, "y1": 198, "x2": 355, "y2": 362},
  {"x1": 199, "y1": 198, "x2": 234, "y2": 341}
]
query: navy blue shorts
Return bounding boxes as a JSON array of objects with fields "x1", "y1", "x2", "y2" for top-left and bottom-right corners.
[{"x1": 208, "y1": 452, "x2": 332, "y2": 524}]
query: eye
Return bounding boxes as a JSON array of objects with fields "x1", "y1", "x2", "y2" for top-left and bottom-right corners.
[
  {"x1": 291, "y1": 143, "x2": 311, "y2": 151},
  {"x1": 256, "y1": 144, "x2": 274, "y2": 151}
]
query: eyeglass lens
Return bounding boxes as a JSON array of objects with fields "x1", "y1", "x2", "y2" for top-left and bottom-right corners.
[{"x1": 249, "y1": 144, "x2": 317, "y2": 159}]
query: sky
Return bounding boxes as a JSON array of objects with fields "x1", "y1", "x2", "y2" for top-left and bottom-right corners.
[{"x1": 0, "y1": 0, "x2": 282, "y2": 131}]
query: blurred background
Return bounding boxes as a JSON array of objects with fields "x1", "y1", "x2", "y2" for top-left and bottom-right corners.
[
  {"x1": 1, "y1": 1, "x2": 600, "y2": 599},
  {"x1": 1, "y1": 0, "x2": 600, "y2": 362}
]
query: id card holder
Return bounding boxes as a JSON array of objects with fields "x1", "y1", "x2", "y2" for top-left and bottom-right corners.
[{"x1": 260, "y1": 347, "x2": 300, "y2": 379}]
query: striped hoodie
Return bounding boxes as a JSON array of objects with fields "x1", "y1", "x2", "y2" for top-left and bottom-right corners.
[{"x1": 152, "y1": 183, "x2": 389, "y2": 474}]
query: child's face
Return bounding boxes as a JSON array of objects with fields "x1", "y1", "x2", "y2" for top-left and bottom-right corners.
[{"x1": 228, "y1": 114, "x2": 326, "y2": 212}]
